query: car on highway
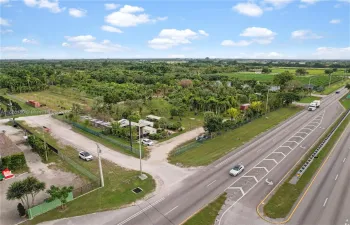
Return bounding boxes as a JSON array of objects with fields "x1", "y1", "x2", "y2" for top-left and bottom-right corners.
[
  {"x1": 335, "y1": 91, "x2": 340, "y2": 94},
  {"x1": 229, "y1": 164, "x2": 245, "y2": 176},
  {"x1": 142, "y1": 138, "x2": 154, "y2": 146},
  {"x1": 79, "y1": 151, "x2": 93, "y2": 161}
]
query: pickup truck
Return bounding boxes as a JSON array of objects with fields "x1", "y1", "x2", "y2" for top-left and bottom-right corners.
[{"x1": 308, "y1": 100, "x2": 321, "y2": 111}]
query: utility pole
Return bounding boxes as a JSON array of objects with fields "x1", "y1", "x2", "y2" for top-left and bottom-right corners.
[
  {"x1": 329, "y1": 73, "x2": 332, "y2": 88},
  {"x1": 265, "y1": 88, "x2": 270, "y2": 113},
  {"x1": 42, "y1": 126, "x2": 48, "y2": 162},
  {"x1": 9, "y1": 100, "x2": 15, "y2": 125},
  {"x1": 308, "y1": 76, "x2": 314, "y2": 96},
  {"x1": 138, "y1": 121, "x2": 147, "y2": 180},
  {"x1": 96, "y1": 144, "x2": 104, "y2": 187}
]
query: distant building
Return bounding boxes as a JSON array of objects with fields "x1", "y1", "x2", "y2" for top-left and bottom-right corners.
[{"x1": 146, "y1": 115, "x2": 162, "y2": 121}]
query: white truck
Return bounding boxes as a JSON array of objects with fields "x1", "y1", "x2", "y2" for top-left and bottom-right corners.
[{"x1": 308, "y1": 100, "x2": 321, "y2": 111}]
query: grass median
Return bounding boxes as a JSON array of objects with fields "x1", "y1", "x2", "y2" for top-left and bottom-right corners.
[
  {"x1": 263, "y1": 111, "x2": 350, "y2": 219},
  {"x1": 183, "y1": 193, "x2": 227, "y2": 225},
  {"x1": 168, "y1": 107, "x2": 302, "y2": 167},
  {"x1": 340, "y1": 91, "x2": 350, "y2": 109},
  {"x1": 14, "y1": 121, "x2": 155, "y2": 224}
]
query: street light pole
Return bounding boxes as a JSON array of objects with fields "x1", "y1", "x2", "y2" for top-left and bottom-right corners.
[
  {"x1": 138, "y1": 121, "x2": 147, "y2": 180},
  {"x1": 96, "y1": 144, "x2": 104, "y2": 187},
  {"x1": 308, "y1": 76, "x2": 314, "y2": 96},
  {"x1": 329, "y1": 73, "x2": 332, "y2": 88},
  {"x1": 42, "y1": 126, "x2": 48, "y2": 162}
]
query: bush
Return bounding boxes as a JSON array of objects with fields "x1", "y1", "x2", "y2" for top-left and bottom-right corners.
[
  {"x1": 17, "y1": 203, "x2": 26, "y2": 217},
  {"x1": 1, "y1": 153, "x2": 27, "y2": 171},
  {"x1": 167, "y1": 121, "x2": 182, "y2": 130},
  {"x1": 149, "y1": 133, "x2": 162, "y2": 140}
]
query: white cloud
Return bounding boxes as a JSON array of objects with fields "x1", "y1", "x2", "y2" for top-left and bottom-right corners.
[
  {"x1": 63, "y1": 35, "x2": 125, "y2": 53},
  {"x1": 69, "y1": 8, "x2": 87, "y2": 18},
  {"x1": 104, "y1": 3, "x2": 119, "y2": 10},
  {"x1": 253, "y1": 52, "x2": 284, "y2": 58},
  {"x1": 64, "y1": 35, "x2": 96, "y2": 42},
  {"x1": 156, "y1": 16, "x2": 168, "y2": 21},
  {"x1": 148, "y1": 29, "x2": 207, "y2": 50},
  {"x1": 105, "y1": 5, "x2": 166, "y2": 27},
  {"x1": 264, "y1": 0, "x2": 294, "y2": 8},
  {"x1": 101, "y1": 25, "x2": 123, "y2": 33},
  {"x1": 301, "y1": 0, "x2": 320, "y2": 4},
  {"x1": 240, "y1": 27, "x2": 277, "y2": 44},
  {"x1": 330, "y1": 19, "x2": 341, "y2": 24},
  {"x1": 119, "y1": 5, "x2": 144, "y2": 13},
  {"x1": 0, "y1": 29, "x2": 13, "y2": 34},
  {"x1": 291, "y1": 30, "x2": 322, "y2": 39},
  {"x1": 0, "y1": 46, "x2": 27, "y2": 52},
  {"x1": 198, "y1": 30, "x2": 209, "y2": 36},
  {"x1": 313, "y1": 47, "x2": 350, "y2": 59},
  {"x1": 22, "y1": 38, "x2": 39, "y2": 44},
  {"x1": 23, "y1": 0, "x2": 65, "y2": 13},
  {"x1": 0, "y1": 17, "x2": 10, "y2": 26},
  {"x1": 168, "y1": 54, "x2": 185, "y2": 58},
  {"x1": 233, "y1": 3, "x2": 263, "y2": 17},
  {"x1": 0, "y1": 0, "x2": 9, "y2": 4},
  {"x1": 221, "y1": 40, "x2": 252, "y2": 47}
]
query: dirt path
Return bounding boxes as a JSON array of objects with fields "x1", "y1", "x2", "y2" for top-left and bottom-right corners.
[{"x1": 18, "y1": 115, "x2": 202, "y2": 193}]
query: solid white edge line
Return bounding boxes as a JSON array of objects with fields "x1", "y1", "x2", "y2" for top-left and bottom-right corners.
[
  {"x1": 206, "y1": 180, "x2": 216, "y2": 187},
  {"x1": 164, "y1": 206, "x2": 178, "y2": 216},
  {"x1": 335, "y1": 174, "x2": 339, "y2": 181},
  {"x1": 343, "y1": 158, "x2": 346, "y2": 163}
]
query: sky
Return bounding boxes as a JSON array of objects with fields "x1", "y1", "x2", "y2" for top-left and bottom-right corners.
[{"x1": 0, "y1": 0, "x2": 349, "y2": 59}]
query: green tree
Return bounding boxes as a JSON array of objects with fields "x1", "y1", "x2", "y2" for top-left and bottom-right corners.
[
  {"x1": 158, "y1": 118, "x2": 168, "y2": 129},
  {"x1": 324, "y1": 69, "x2": 333, "y2": 75},
  {"x1": 250, "y1": 101, "x2": 263, "y2": 114},
  {"x1": 273, "y1": 71, "x2": 295, "y2": 89},
  {"x1": 46, "y1": 185, "x2": 74, "y2": 210},
  {"x1": 261, "y1": 67, "x2": 272, "y2": 74},
  {"x1": 295, "y1": 68, "x2": 308, "y2": 76},
  {"x1": 227, "y1": 107, "x2": 240, "y2": 121},
  {"x1": 204, "y1": 114, "x2": 223, "y2": 135},
  {"x1": 6, "y1": 176, "x2": 45, "y2": 209},
  {"x1": 346, "y1": 83, "x2": 350, "y2": 90}
]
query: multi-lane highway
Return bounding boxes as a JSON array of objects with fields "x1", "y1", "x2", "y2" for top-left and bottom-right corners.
[
  {"x1": 289, "y1": 116, "x2": 350, "y2": 225},
  {"x1": 110, "y1": 89, "x2": 347, "y2": 225},
  {"x1": 41, "y1": 88, "x2": 347, "y2": 225}
]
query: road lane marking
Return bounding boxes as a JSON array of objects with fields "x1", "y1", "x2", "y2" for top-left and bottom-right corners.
[
  {"x1": 300, "y1": 145, "x2": 306, "y2": 149},
  {"x1": 255, "y1": 166, "x2": 269, "y2": 172},
  {"x1": 274, "y1": 151, "x2": 286, "y2": 157},
  {"x1": 293, "y1": 136, "x2": 305, "y2": 139},
  {"x1": 242, "y1": 176, "x2": 258, "y2": 183},
  {"x1": 281, "y1": 145, "x2": 293, "y2": 150},
  {"x1": 206, "y1": 180, "x2": 216, "y2": 187},
  {"x1": 343, "y1": 158, "x2": 346, "y2": 163},
  {"x1": 227, "y1": 186, "x2": 245, "y2": 195},
  {"x1": 116, "y1": 197, "x2": 165, "y2": 225},
  {"x1": 264, "y1": 158, "x2": 278, "y2": 164},
  {"x1": 256, "y1": 148, "x2": 262, "y2": 152},
  {"x1": 335, "y1": 174, "x2": 339, "y2": 181},
  {"x1": 323, "y1": 198, "x2": 328, "y2": 207},
  {"x1": 285, "y1": 140, "x2": 300, "y2": 144},
  {"x1": 165, "y1": 206, "x2": 178, "y2": 216}
]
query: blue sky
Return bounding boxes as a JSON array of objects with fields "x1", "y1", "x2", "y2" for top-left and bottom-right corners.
[{"x1": 0, "y1": 0, "x2": 349, "y2": 59}]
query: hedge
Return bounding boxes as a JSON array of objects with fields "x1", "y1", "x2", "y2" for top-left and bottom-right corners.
[{"x1": 1, "y1": 153, "x2": 27, "y2": 171}]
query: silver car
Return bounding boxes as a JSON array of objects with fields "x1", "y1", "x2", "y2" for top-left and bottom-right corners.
[{"x1": 229, "y1": 164, "x2": 244, "y2": 176}]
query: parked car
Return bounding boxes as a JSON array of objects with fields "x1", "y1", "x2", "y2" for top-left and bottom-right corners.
[
  {"x1": 79, "y1": 151, "x2": 93, "y2": 161},
  {"x1": 229, "y1": 164, "x2": 244, "y2": 176},
  {"x1": 142, "y1": 138, "x2": 154, "y2": 146},
  {"x1": 335, "y1": 91, "x2": 340, "y2": 94},
  {"x1": 196, "y1": 134, "x2": 210, "y2": 141}
]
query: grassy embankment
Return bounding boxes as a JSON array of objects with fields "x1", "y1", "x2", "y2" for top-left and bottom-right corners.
[{"x1": 169, "y1": 107, "x2": 302, "y2": 167}]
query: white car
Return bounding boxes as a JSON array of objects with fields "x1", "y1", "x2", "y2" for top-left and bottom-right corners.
[
  {"x1": 229, "y1": 164, "x2": 244, "y2": 176},
  {"x1": 142, "y1": 139, "x2": 154, "y2": 146},
  {"x1": 79, "y1": 151, "x2": 93, "y2": 161}
]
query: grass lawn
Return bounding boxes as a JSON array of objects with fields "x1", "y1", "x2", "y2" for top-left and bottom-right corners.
[
  {"x1": 183, "y1": 193, "x2": 227, "y2": 225},
  {"x1": 298, "y1": 96, "x2": 321, "y2": 103},
  {"x1": 168, "y1": 107, "x2": 302, "y2": 167},
  {"x1": 15, "y1": 121, "x2": 156, "y2": 224},
  {"x1": 340, "y1": 92, "x2": 350, "y2": 110},
  {"x1": 0, "y1": 94, "x2": 45, "y2": 119},
  {"x1": 14, "y1": 87, "x2": 93, "y2": 111},
  {"x1": 263, "y1": 112, "x2": 350, "y2": 219}
]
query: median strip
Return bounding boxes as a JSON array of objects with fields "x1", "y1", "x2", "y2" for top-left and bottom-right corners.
[{"x1": 260, "y1": 109, "x2": 350, "y2": 221}]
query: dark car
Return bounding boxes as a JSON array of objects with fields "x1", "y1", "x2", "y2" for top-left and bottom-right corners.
[{"x1": 335, "y1": 91, "x2": 340, "y2": 94}]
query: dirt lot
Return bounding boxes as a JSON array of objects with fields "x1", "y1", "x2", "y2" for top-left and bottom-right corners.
[{"x1": 0, "y1": 121, "x2": 84, "y2": 225}]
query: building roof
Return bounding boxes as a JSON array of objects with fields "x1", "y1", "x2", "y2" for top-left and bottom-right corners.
[
  {"x1": 146, "y1": 115, "x2": 162, "y2": 121},
  {"x1": 0, "y1": 133, "x2": 22, "y2": 158}
]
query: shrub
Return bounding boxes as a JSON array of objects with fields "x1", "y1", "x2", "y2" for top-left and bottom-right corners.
[
  {"x1": 17, "y1": 203, "x2": 26, "y2": 217},
  {"x1": 167, "y1": 121, "x2": 182, "y2": 130},
  {"x1": 1, "y1": 153, "x2": 27, "y2": 171}
]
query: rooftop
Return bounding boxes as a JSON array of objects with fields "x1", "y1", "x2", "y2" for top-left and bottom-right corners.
[{"x1": 0, "y1": 133, "x2": 22, "y2": 158}]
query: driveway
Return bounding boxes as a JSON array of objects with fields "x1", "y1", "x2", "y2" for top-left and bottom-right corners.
[{"x1": 18, "y1": 115, "x2": 202, "y2": 193}]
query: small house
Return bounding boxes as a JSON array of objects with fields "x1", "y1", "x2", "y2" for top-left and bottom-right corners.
[
  {"x1": 142, "y1": 126, "x2": 157, "y2": 135},
  {"x1": 146, "y1": 115, "x2": 162, "y2": 122}
]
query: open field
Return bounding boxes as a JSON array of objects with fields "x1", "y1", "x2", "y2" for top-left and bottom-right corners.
[
  {"x1": 15, "y1": 121, "x2": 156, "y2": 224},
  {"x1": 317, "y1": 79, "x2": 350, "y2": 95},
  {"x1": 14, "y1": 87, "x2": 93, "y2": 111},
  {"x1": 263, "y1": 111, "x2": 350, "y2": 218},
  {"x1": 168, "y1": 107, "x2": 302, "y2": 167},
  {"x1": 183, "y1": 193, "x2": 227, "y2": 225},
  {"x1": 271, "y1": 68, "x2": 346, "y2": 75},
  {"x1": 340, "y1": 92, "x2": 350, "y2": 109},
  {"x1": 298, "y1": 96, "x2": 321, "y2": 103}
]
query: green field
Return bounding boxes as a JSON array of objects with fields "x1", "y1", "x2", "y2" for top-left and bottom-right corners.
[
  {"x1": 14, "y1": 87, "x2": 93, "y2": 111},
  {"x1": 271, "y1": 68, "x2": 346, "y2": 75},
  {"x1": 15, "y1": 121, "x2": 156, "y2": 224},
  {"x1": 183, "y1": 193, "x2": 227, "y2": 225},
  {"x1": 298, "y1": 96, "x2": 321, "y2": 103},
  {"x1": 168, "y1": 107, "x2": 302, "y2": 167},
  {"x1": 340, "y1": 92, "x2": 350, "y2": 109},
  {"x1": 318, "y1": 80, "x2": 349, "y2": 95},
  {"x1": 263, "y1": 112, "x2": 350, "y2": 219}
]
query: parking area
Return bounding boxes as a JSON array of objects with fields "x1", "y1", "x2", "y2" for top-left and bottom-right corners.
[{"x1": 0, "y1": 121, "x2": 84, "y2": 225}]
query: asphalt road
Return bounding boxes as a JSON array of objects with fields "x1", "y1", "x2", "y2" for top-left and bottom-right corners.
[
  {"x1": 289, "y1": 115, "x2": 350, "y2": 225},
  {"x1": 110, "y1": 89, "x2": 348, "y2": 225}
]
